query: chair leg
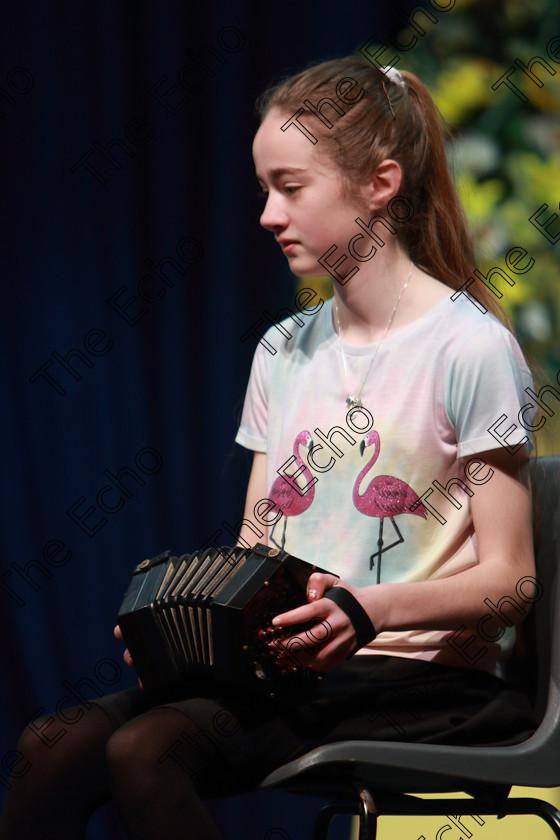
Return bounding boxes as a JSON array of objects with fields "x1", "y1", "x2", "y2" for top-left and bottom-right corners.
[
  {"x1": 504, "y1": 798, "x2": 560, "y2": 838},
  {"x1": 358, "y1": 790, "x2": 378, "y2": 840},
  {"x1": 534, "y1": 800, "x2": 560, "y2": 837},
  {"x1": 537, "y1": 801, "x2": 560, "y2": 840},
  {"x1": 311, "y1": 792, "x2": 560, "y2": 840}
]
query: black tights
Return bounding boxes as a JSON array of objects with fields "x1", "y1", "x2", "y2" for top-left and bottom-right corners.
[
  {"x1": 1, "y1": 705, "x2": 117, "y2": 840},
  {"x1": 0, "y1": 695, "x2": 281, "y2": 840}
]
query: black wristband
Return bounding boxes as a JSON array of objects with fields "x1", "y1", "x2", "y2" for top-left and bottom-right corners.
[{"x1": 323, "y1": 587, "x2": 377, "y2": 653}]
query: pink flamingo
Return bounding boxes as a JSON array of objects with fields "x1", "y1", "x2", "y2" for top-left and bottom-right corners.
[
  {"x1": 353, "y1": 429, "x2": 427, "y2": 583},
  {"x1": 269, "y1": 430, "x2": 316, "y2": 549}
]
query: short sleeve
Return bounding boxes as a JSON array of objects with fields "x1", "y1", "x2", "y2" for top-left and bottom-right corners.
[
  {"x1": 446, "y1": 320, "x2": 535, "y2": 458},
  {"x1": 235, "y1": 342, "x2": 271, "y2": 453}
]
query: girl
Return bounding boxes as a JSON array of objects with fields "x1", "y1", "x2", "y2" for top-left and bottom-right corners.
[{"x1": 0, "y1": 56, "x2": 537, "y2": 840}]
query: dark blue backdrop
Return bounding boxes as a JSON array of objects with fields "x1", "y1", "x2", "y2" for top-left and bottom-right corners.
[{"x1": 1, "y1": 1, "x2": 414, "y2": 837}]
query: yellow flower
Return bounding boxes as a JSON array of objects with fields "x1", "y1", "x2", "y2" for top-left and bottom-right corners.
[
  {"x1": 430, "y1": 59, "x2": 500, "y2": 124},
  {"x1": 505, "y1": 152, "x2": 560, "y2": 206},
  {"x1": 456, "y1": 172, "x2": 505, "y2": 228}
]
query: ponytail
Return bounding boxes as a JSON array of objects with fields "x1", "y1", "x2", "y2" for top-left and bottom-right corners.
[{"x1": 397, "y1": 71, "x2": 510, "y2": 327}]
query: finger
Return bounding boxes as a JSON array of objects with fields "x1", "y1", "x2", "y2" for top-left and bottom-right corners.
[
  {"x1": 275, "y1": 629, "x2": 355, "y2": 672},
  {"x1": 273, "y1": 635, "x2": 335, "y2": 670},
  {"x1": 270, "y1": 638, "x2": 320, "y2": 670},
  {"x1": 272, "y1": 599, "x2": 328, "y2": 628},
  {"x1": 123, "y1": 648, "x2": 134, "y2": 667},
  {"x1": 271, "y1": 606, "x2": 356, "y2": 671},
  {"x1": 306, "y1": 572, "x2": 339, "y2": 602},
  {"x1": 270, "y1": 620, "x2": 336, "y2": 667},
  {"x1": 114, "y1": 625, "x2": 123, "y2": 640}
]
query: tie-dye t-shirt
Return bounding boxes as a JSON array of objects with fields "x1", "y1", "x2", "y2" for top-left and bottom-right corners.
[{"x1": 235, "y1": 292, "x2": 534, "y2": 678}]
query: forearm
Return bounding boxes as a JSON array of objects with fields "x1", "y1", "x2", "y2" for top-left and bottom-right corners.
[
  {"x1": 359, "y1": 555, "x2": 536, "y2": 634},
  {"x1": 238, "y1": 451, "x2": 268, "y2": 548}
]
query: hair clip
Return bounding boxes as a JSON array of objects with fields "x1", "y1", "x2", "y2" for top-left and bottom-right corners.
[
  {"x1": 381, "y1": 82, "x2": 395, "y2": 119},
  {"x1": 381, "y1": 81, "x2": 395, "y2": 118},
  {"x1": 380, "y1": 65, "x2": 406, "y2": 87},
  {"x1": 379, "y1": 65, "x2": 405, "y2": 119}
]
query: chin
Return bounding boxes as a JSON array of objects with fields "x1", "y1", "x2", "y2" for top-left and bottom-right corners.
[{"x1": 286, "y1": 257, "x2": 322, "y2": 278}]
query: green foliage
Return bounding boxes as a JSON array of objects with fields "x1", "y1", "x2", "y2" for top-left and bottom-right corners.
[
  {"x1": 404, "y1": 0, "x2": 560, "y2": 376},
  {"x1": 403, "y1": 0, "x2": 560, "y2": 450}
]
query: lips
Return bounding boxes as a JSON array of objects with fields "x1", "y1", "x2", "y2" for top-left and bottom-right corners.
[{"x1": 277, "y1": 239, "x2": 299, "y2": 253}]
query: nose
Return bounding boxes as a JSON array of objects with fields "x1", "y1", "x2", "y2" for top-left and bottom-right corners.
[{"x1": 260, "y1": 193, "x2": 289, "y2": 232}]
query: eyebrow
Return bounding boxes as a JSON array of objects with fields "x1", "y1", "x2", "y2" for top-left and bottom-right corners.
[{"x1": 256, "y1": 166, "x2": 307, "y2": 182}]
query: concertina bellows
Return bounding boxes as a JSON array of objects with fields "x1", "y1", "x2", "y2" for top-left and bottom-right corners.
[{"x1": 117, "y1": 543, "x2": 335, "y2": 701}]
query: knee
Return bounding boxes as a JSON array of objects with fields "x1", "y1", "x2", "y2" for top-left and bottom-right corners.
[
  {"x1": 106, "y1": 711, "x2": 203, "y2": 790},
  {"x1": 16, "y1": 712, "x2": 67, "y2": 763},
  {"x1": 106, "y1": 723, "x2": 143, "y2": 774},
  {"x1": 106, "y1": 717, "x2": 169, "y2": 778},
  {"x1": 4, "y1": 712, "x2": 72, "y2": 793}
]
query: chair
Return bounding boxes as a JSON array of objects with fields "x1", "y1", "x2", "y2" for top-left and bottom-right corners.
[{"x1": 258, "y1": 455, "x2": 560, "y2": 839}]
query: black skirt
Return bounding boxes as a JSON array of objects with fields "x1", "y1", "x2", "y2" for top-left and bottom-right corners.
[{"x1": 89, "y1": 655, "x2": 537, "y2": 796}]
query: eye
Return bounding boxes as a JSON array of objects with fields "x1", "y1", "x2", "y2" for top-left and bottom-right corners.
[{"x1": 256, "y1": 184, "x2": 301, "y2": 200}]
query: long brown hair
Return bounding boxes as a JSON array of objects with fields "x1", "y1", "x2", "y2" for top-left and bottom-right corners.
[{"x1": 256, "y1": 56, "x2": 511, "y2": 328}]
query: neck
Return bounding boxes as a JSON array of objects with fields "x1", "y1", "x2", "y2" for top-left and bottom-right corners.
[{"x1": 332, "y1": 242, "x2": 413, "y2": 344}]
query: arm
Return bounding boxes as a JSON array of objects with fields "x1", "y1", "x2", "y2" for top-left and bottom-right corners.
[
  {"x1": 238, "y1": 451, "x2": 268, "y2": 548},
  {"x1": 358, "y1": 446, "x2": 534, "y2": 631},
  {"x1": 273, "y1": 446, "x2": 535, "y2": 670}
]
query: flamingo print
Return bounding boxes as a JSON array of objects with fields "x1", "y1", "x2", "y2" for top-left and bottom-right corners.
[
  {"x1": 269, "y1": 430, "x2": 316, "y2": 549},
  {"x1": 353, "y1": 429, "x2": 427, "y2": 583}
]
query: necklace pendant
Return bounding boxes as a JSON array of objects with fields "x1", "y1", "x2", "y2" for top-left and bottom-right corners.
[{"x1": 346, "y1": 396, "x2": 362, "y2": 410}]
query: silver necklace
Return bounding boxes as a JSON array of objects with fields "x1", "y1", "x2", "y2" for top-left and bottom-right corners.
[{"x1": 334, "y1": 262, "x2": 414, "y2": 411}]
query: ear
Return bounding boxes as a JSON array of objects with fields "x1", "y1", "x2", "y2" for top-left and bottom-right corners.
[{"x1": 362, "y1": 159, "x2": 403, "y2": 212}]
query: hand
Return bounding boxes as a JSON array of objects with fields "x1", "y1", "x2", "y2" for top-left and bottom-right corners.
[
  {"x1": 270, "y1": 573, "x2": 362, "y2": 673},
  {"x1": 113, "y1": 625, "x2": 143, "y2": 689},
  {"x1": 113, "y1": 625, "x2": 134, "y2": 666}
]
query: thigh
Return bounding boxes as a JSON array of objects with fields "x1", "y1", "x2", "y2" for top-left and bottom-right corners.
[
  {"x1": 288, "y1": 654, "x2": 537, "y2": 747},
  {"x1": 142, "y1": 656, "x2": 536, "y2": 792},
  {"x1": 89, "y1": 684, "x2": 165, "y2": 728},
  {"x1": 117, "y1": 695, "x2": 303, "y2": 799},
  {"x1": 92, "y1": 656, "x2": 537, "y2": 799},
  {"x1": 91, "y1": 680, "x2": 313, "y2": 797}
]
